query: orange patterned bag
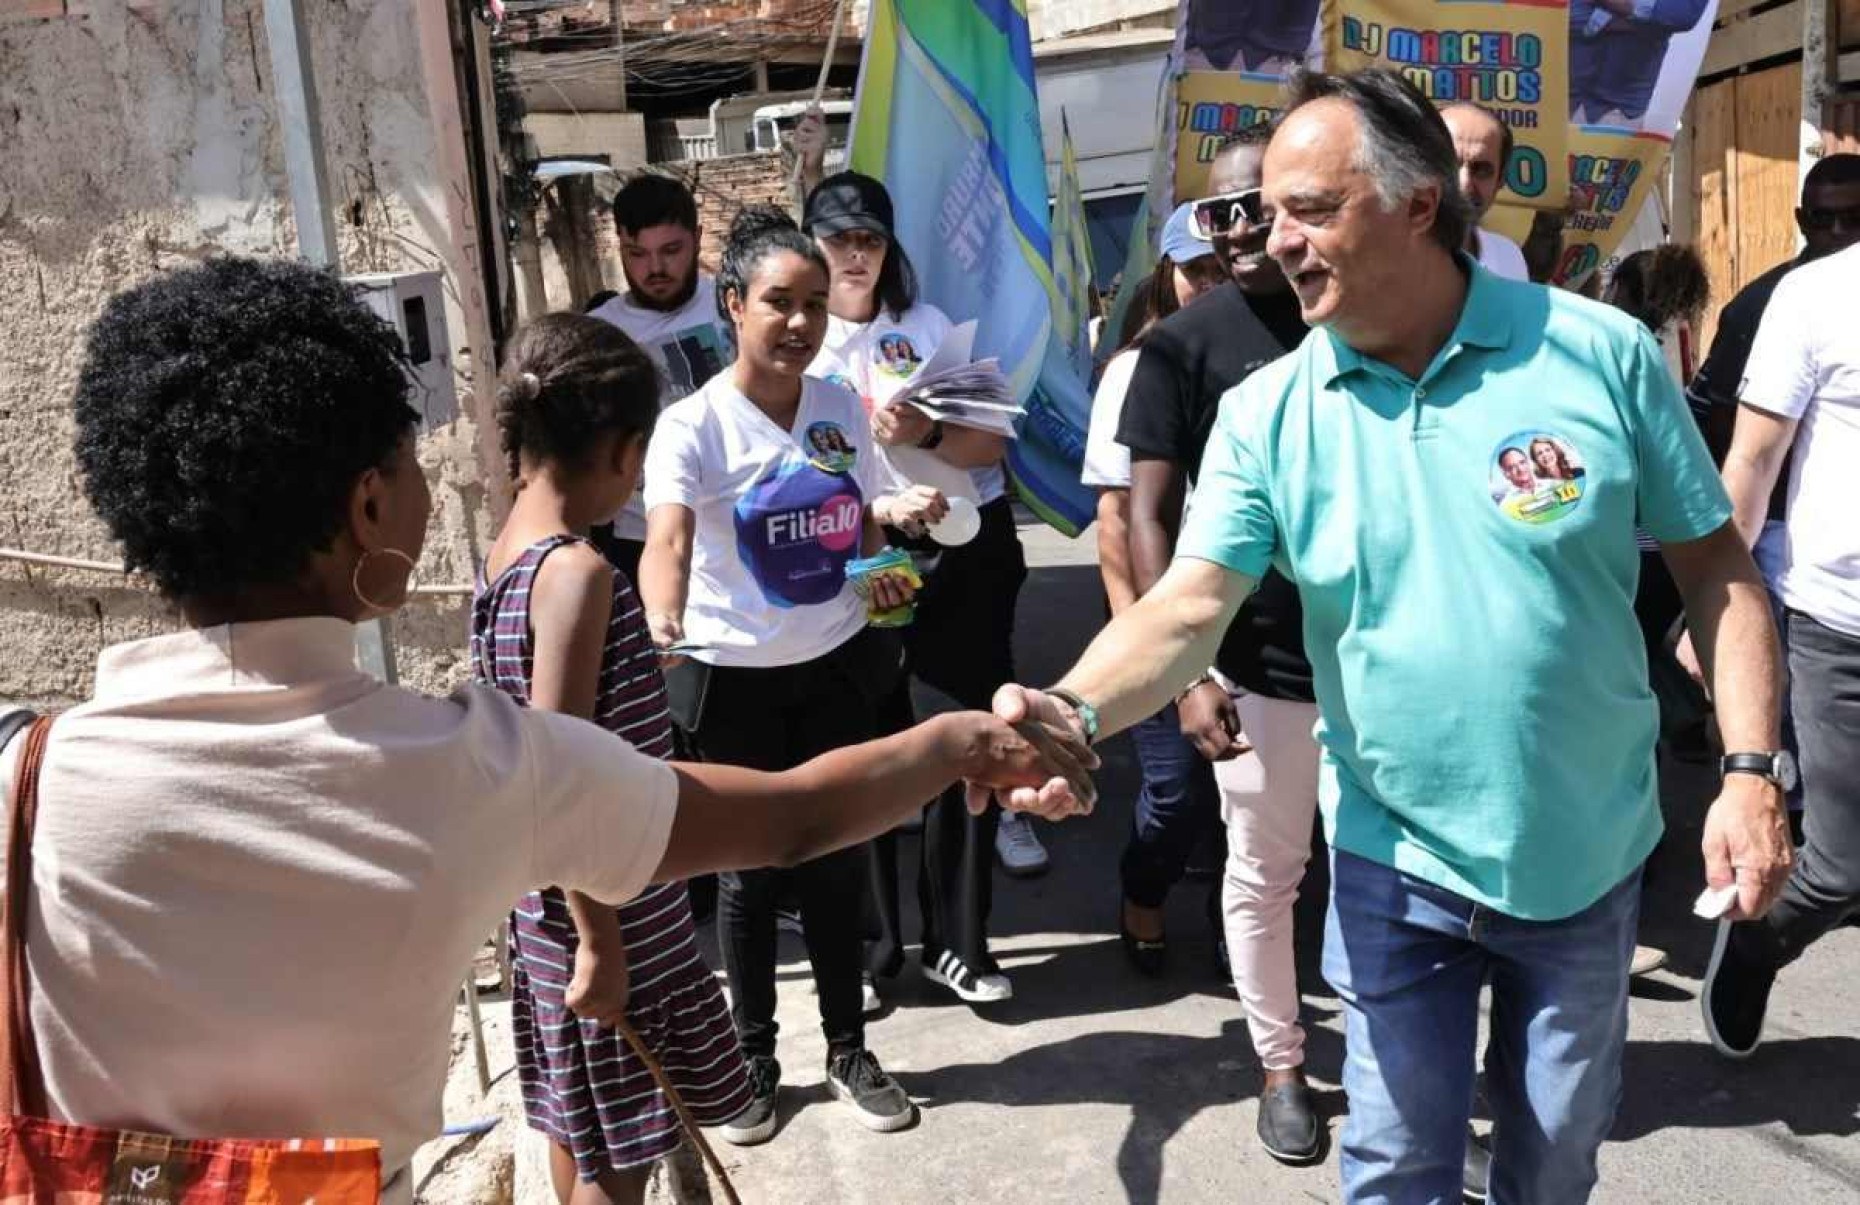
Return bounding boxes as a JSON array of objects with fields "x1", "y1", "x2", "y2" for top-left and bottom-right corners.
[{"x1": 0, "y1": 717, "x2": 382, "y2": 1203}]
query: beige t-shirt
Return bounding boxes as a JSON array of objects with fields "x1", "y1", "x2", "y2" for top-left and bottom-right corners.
[{"x1": 0, "y1": 618, "x2": 678, "y2": 1197}]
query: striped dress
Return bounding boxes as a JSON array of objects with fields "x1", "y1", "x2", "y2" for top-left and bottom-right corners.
[{"x1": 470, "y1": 534, "x2": 751, "y2": 1177}]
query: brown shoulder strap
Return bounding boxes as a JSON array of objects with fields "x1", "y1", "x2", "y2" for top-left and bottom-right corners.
[{"x1": 2, "y1": 715, "x2": 54, "y2": 1117}]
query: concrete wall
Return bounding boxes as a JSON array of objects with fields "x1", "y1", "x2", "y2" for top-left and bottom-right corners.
[
  {"x1": 0, "y1": 1, "x2": 494, "y2": 706},
  {"x1": 1030, "y1": 0, "x2": 1176, "y2": 40},
  {"x1": 526, "y1": 110, "x2": 650, "y2": 168}
]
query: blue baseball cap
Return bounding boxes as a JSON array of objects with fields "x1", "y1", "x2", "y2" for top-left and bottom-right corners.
[{"x1": 1159, "y1": 201, "x2": 1215, "y2": 265}]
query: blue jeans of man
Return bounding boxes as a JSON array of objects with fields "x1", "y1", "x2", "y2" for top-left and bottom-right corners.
[
  {"x1": 1325, "y1": 849, "x2": 1640, "y2": 1204},
  {"x1": 1119, "y1": 704, "x2": 1221, "y2": 908}
]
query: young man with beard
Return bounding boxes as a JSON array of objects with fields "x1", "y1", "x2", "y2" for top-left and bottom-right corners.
[
  {"x1": 588, "y1": 174, "x2": 734, "y2": 581},
  {"x1": 1113, "y1": 125, "x2": 1327, "y2": 1164}
]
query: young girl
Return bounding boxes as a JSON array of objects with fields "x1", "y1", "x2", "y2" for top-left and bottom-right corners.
[
  {"x1": 639, "y1": 207, "x2": 936, "y2": 1141},
  {"x1": 473, "y1": 313, "x2": 753, "y2": 1204}
]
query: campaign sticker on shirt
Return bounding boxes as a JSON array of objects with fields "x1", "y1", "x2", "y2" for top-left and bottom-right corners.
[
  {"x1": 1489, "y1": 430, "x2": 1588, "y2": 525},
  {"x1": 803, "y1": 421, "x2": 859, "y2": 475},
  {"x1": 734, "y1": 459, "x2": 865, "y2": 608},
  {"x1": 876, "y1": 332, "x2": 924, "y2": 378}
]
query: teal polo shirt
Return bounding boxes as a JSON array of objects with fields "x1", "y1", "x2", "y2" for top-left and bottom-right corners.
[{"x1": 1178, "y1": 262, "x2": 1732, "y2": 920}]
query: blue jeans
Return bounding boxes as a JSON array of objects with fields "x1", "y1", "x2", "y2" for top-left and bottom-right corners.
[
  {"x1": 1325, "y1": 849, "x2": 1640, "y2": 1204},
  {"x1": 1119, "y1": 705, "x2": 1221, "y2": 909}
]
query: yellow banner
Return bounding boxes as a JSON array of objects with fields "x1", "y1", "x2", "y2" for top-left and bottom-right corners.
[
  {"x1": 1172, "y1": 72, "x2": 1284, "y2": 205},
  {"x1": 1555, "y1": 130, "x2": 1666, "y2": 283},
  {"x1": 1324, "y1": 0, "x2": 1569, "y2": 209}
]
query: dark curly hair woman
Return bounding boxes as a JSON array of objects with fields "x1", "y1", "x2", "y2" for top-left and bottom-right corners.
[{"x1": 0, "y1": 257, "x2": 1080, "y2": 1197}]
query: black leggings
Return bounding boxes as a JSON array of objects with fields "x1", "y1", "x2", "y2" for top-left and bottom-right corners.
[
  {"x1": 867, "y1": 497, "x2": 1028, "y2": 976},
  {"x1": 690, "y1": 629, "x2": 897, "y2": 1059}
]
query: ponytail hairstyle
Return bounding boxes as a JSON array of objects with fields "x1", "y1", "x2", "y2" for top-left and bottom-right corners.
[
  {"x1": 715, "y1": 205, "x2": 829, "y2": 327},
  {"x1": 496, "y1": 312, "x2": 662, "y2": 481}
]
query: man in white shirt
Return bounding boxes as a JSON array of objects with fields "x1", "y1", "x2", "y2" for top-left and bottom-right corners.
[
  {"x1": 1702, "y1": 240, "x2": 1860, "y2": 1058},
  {"x1": 587, "y1": 174, "x2": 734, "y2": 580},
  {"x1": 1441, "y1": 103, "x2": 1530, "y2": 282}
]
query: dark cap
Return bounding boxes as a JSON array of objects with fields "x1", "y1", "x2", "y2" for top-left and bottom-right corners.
[{"x1": 804, "y1": 172, "x2": 895, "y2": 239}]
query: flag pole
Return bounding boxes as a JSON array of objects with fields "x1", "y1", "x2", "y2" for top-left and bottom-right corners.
[{"x1": 790, "y1": 0, "x2": 850, "y2": 191}]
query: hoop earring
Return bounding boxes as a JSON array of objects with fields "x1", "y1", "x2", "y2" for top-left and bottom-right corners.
[{"x1": 351, "y1": 547, "x2": 419, "y2": 614}]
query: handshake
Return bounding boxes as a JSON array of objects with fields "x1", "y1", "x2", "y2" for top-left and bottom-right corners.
[{"x1": 944, "y1": 685, "x2": 1101, "y2": 821}]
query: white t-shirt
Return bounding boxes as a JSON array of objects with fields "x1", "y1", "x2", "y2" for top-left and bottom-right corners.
[
  {"x1": 810, "y1": 301, "x2": 1009, "y2": 504},
  {"x1": 1475, "y1": 228, "x2": 1531, "y2": 282},
  {"x1": 644, "y1": 373, "x2": 880, "y2": 668},
  {"x1": 0, "y1": 619, "x2": 677, "y2": 1198},
  {"x1": 1082, "y1": 348, "x2": 1140, "y2": 489},
  {"x1": 1738, "y1": 242, "x2": 1860, "y2": 636},
  {"x1": 589, "y1": 277, "x2": 734, "y2": 540}
]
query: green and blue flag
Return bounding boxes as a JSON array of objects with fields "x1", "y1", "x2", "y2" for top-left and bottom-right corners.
[{"x1": 851, "y1": 0, "x2": 1094, "y2": 535}]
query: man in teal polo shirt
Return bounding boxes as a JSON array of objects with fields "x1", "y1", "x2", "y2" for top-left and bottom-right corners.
[{"x1": 987, "y1": 69, "x2": 1792, "y2": 1202}]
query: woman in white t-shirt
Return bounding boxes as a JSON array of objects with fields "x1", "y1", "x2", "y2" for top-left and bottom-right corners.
[
  {"x1": 802, "y1": 172, "x2": 1033, "y2": 1006},
  {"x1": 638, "y1": 208, "x2": 947, "y2": 1139},
  {"x1": 2, "y1": 256, "x2": 1079, "y2": 1200}
]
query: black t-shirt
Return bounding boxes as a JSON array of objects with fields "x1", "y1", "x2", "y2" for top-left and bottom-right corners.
[
  {"x1": 1116, "y1": 282, "x2": 1315, "y2": 702},
  {"x1": 1687, "y1": 258, "x2": 1796, "y2": 523}
]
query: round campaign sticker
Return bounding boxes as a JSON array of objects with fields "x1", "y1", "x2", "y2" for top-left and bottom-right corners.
[
  {"x1": 1489, "y1": 431, "x2": 1587, "y2": 525},
  {"x1": 734, "y1": 461, "x2": 865, "y2": 608},
  {"x1": 803, "y1": 421, "x2": 858, "y2": 475},
  {"x1": 876, "y1": 332, "x2": 923, "y2": 378}
]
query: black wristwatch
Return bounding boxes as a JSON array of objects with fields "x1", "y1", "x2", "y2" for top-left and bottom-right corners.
[
  {"x1": 1720, "y1": 750, "x2": 1798, "y2": 792},
  {"x1": 917, "y1": 420, "x2": 945, "y2": 451}
]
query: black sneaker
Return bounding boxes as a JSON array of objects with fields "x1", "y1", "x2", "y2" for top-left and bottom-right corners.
[
  {"x1": 719, "y1": 1055, "x2": 780, "y2": 1146},
  {"x1": 1702, "y1": 918, "x2": 1777, "y2": 1058},
  {"x1": 1255, "y1": 1080, "x2": 1321, "y2": 1164},
  {"x1": 923, "y1": 947, "x2": 1013, "y2": 1003},
  {"x1": 1462, "y1": 1128, "x2": 1490, "y2": 1201},
  {"x1": 826, "y1": 1047, "x2": 915, "y2": 1133}
]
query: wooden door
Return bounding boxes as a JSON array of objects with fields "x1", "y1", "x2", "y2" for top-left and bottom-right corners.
[{"x1": 1683, "y1": 61, "x2": 1802, "y2": 349}]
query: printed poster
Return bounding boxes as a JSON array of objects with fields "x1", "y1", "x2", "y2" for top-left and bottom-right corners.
[
  {"x1": 1170, "y1": 1, "x2": 1322, "y2": 203},
  {"x1": 1553, "y1": 0, "x2": 1718, "y2": 283},
  {"x1": 1325, "y1": 0, "x2": 1570, "y2": 211}
]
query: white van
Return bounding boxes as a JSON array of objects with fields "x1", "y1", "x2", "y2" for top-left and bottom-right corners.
[{"x1": 751, "y1": 99, "x2": 853, "y2": 172}]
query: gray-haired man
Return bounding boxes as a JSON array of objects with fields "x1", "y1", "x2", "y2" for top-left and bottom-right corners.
[{"x1": 995, "y1": 69, "x2": 1788, "y2": 1203}]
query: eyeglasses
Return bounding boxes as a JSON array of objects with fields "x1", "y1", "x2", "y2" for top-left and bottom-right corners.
[
  {"x1": 1798, "y1": 204, "x2": 1860, "y2": 232},
  {"x1": 1191, "y1": 189, "x2": 1267, "y2": 239}
]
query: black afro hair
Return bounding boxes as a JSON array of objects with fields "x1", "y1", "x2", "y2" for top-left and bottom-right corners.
[{"x1": 72, "y1": 256, "x2": 419, "y2": 600}]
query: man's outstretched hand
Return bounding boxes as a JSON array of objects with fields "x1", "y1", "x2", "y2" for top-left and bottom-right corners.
[{"x1": 959, "y1": 685, "x2": 1101, "y2": 818}]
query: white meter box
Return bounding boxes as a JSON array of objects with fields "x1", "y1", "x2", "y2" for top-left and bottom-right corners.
[{"x1": 346, "y1": 270, "x2": 458, "y2": 429}]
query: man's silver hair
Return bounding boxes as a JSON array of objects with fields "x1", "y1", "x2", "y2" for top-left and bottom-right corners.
[{"x1": 1281, "y1": 68, "x2": 1474, "y2": 254}]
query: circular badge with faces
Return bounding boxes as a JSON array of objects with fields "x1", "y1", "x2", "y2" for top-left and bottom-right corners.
[{"x1": 1489, "y1": 430, "x2": 1587, "y2": 525}]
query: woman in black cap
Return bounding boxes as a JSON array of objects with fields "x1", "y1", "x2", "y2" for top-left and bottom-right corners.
[{"x1": 802, "y1": 170, "x2": 1037, "y2": 1010}]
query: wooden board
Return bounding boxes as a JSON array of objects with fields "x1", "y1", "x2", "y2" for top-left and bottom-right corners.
[
  {"x1": 1841, "y1": 0, "x2": 1860, "y2": 51},
  {"x1": 1826, "y1": 97, "x2": 1860, "y2": 152},
  {"x1": 1702, "y1": 1, "x2": 1804, "y2": 78},
  {"x1": 1733, "y1": 61, "x2": 1805, "y2": 300},
  {"x1": 1689, "y1": 79, "x2": 1739, "y2": 351}
]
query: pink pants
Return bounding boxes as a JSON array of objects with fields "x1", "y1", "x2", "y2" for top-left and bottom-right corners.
[{"x1": 1214, "y1": 686, "x2": 1321, "y2": 1071}]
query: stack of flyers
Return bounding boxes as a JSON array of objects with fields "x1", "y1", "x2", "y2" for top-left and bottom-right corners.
[{"x1": 888, "y1": 321, "x2": 1023, "y2": 438}]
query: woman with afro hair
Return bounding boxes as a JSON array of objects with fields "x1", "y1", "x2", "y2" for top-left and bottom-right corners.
[{"x1": 0, "y1": 256, "x2": 1085, "y2": 1199}]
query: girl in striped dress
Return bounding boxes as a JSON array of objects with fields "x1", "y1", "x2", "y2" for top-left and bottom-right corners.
[{"x1": 472, "y1": 313, "x2": 752, "y2": 1204}]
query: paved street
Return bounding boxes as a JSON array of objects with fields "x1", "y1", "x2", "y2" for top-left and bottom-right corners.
[{"x1": 705, "y1": 516, "x2": 1860, "y2": 1204}]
